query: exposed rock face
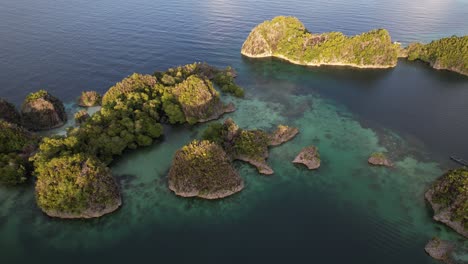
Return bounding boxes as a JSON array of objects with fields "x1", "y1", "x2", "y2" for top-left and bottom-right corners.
[
  {"x1": 35, "y1": 154, "x2": 122, "y2": 219},
  {"x1": 74, "y1": 110, "x2": 90, "y2": 125},
  {"x1": 425, "y1": 168, "x2": 467, "y2": 238},
  {"x1": 21, "y1": 90, "x2": 67, "y2": 131},
  {"x1": 406, "y1": 36, "x2": 468, "y2": 76},
  {"x1": 368, "y1": 152, "x2": 392, "y2": 167},
  {"x1": 270, "y1": 125, "x2": 299, "y2": 146},
  {"x1": 293, "y1": 146, "x2": 320, "y2": 170},
  {"x1": 241, "y1": 16, "x2": 400, "y2": 68},
  {"x1": 78, "y1": 91, "x2": 101, "y2": 107},
  {"x1": 0, "y1": 98, "x2": 21, "y2": 124},
  {"x1": 168, "y1": 140, "x2": 244, "y2": 199},
  {"x1": 173, "y1": 75, "x2": 233, "y2": 124},
  {"x1": 424, "y1": 238, "x2": 455, "y2": 262}
]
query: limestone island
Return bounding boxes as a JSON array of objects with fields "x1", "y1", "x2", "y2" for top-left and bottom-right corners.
[
  {"x1": 0, "y1": 98, "x2": 21, "y2": 124},
  {"x1": 425, "y1": 168, "x2": 467, "y2": 238},
  {"x1": 424, "y1": 237, "x2": 455, "y2": 263},
  {"x1": 20, "y1": 63, "x2": 243, "y2": 218},
  {"x1": 293, "y1": 146, "x2": 321, "y2": 170},
  {"x1": 404, "y1": 35, "x2": 468, "y2": 76},
  {"x1": 241, "y1": 16, "x2": 400, "y2": 68},
  {"x1": 168, "y1": 140, "x2": 244, "y2": 199},
  {"x1": 21, "y1": 90, "x2": 67, "y2": 131},
  {"x1": 368, "y1": 152, "x2": 392, "y2": 167}
]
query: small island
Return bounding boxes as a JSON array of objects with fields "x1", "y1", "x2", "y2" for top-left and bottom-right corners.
[
  {"x1": 78, "y1": 91, "x2": 102, "y2": 107},
  {"x1": 425, "y1": 168, "x2": 467, "y2": 238},
  {"x1": 21, "y1": 90, "x2": 67, "y2": 131},
  {"x1": 368, "y1": 152, "x2": 392, "y2": 167},
  {"x1": 293, "y1": 146, "x2": 321, "y2": 170},
  {"x1": 405, "y1": 35, "x2": 468, "y2": 76},
  {"x1": 168, "y1": 140, "x2": 244, "y2": 199},
  {"x1": 241, "y1": 16, "x2": 400, "y2": 68}
]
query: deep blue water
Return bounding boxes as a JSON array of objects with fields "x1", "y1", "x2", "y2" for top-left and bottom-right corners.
[{"x1": 0, "y1": 0, "x2": 467, "y2": 263}]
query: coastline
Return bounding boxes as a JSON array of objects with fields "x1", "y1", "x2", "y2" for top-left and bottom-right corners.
[{"x1": 241, "y1": 52, "x2": 397, "y2": 69}]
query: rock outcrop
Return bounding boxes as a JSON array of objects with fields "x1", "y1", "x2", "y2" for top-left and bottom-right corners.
[
  {"x1": 78, "y1": 91, "x2": 102, "y2": 107},
  {"x1": 293, "y1": 146, "x2": 321, "y2": 170},
  {"x1": 368, "y1": 152, "x2": 392, "y2": 167},
  {"x1": 424, "y1": 238, "x2": 455, "y2": 262},
  {"x1": 269, "y1": 125, "x2": 299, "y2": 146},
  {"x1": 168, "y1": 140, "x2": 244, "y2": 199},
  {"x1": 21, "y1": 90, "x2": 67, "y2": 131},
  {"x1": 425, "y1": 168, "x2": 467, "y2": 238},
  {"x1": 241, "y1": 16, "x2": 400, "y2": 68},
  {"x1": 405, "y1": 36, "x2": 468, "y2": 76},
  {"x1": 0, "y1": 98, "x2": 21, "y2": 124},
  {"x1": 35, "y1": 154, "x2": 122, "y2": 219}
]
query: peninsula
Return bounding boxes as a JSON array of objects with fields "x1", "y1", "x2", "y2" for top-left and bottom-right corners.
[{"x1": 241, "y1": 16, "x2": 400, "y2": 68}]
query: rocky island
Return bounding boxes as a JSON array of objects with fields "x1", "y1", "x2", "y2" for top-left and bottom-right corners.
[
  {"x1": 405, "y1": 35, "x2": 468, "y2": 76},
  {"x1": 78, "y1": 91, "x2": 102, "y2": 107},
  {"x1": 0, "y1": 98, "x2": 21, "y2": 124},
  {"x1": 168, "y1": 140, "x2": 244, "y2": 199},
  {"x1": 293, "y1": 146, "x2": 321, "y2": 170},
  {"x1": 241, "y1": 16, "x2": 400, "y2": 68},
  {"x1": 21, "y1": 90, "x2": 67, "y2": 130},
  {"x1": 425, "y1": 168, "x2": 467, "y2": 238},
  {"x1": 368, "y1": 152, "x2": 392, "y2": 167}
]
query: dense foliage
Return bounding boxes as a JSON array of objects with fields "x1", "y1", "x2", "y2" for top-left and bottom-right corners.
[
  {"x1": 0, "y1": 121, "x2": 37, "y2": 185},
  {"x1": 407, "y1": 35, "x2": 468, "y2": 75},
  {"x1": 242, "y1": 16, "x2": 400, "y2": 67},
  {"x1": 74, "y1": 110, "x2": 90, "y2": 125},
  {"x1": 32, "y1": 63, "x2": 243, "y2": 216},
  {"x1": 431, "y1": 168, "x2": 467, "y2": 227},
  {"x1": 0, "y1": 98, "x2": 21, "y2": 124},
  {"x1": 35, "y1": 153, "x2": 120, "y2": 215}
]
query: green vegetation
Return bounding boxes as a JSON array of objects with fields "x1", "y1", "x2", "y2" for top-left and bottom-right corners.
[
  {"x1": 233, "y1": 130, "x2": 270, "y2": 159},
  {"x1": 407, "y1": 35, "x2": 468, "y2": 75},
  {"x1": 25, "y1": 90, "x2": 48, "y2": 103},
  {"x1": 0, "y1": 98, "x2": 21, "y2": 124},
  {"x1": 168, "y1": 140, "x2": 243, "y2": 199},
  {"x1": 31, "y1": 63, "x2": 242, "y2": 217},
  {"x1": 242, "y1": 16, "x2": 400, "y2": 67},
  {"x1": 213, "y1": 72, "x2": 244, "y2": 98},
  {"x1": 0, "y1": 121, "x2": 37, "y2": 185},
  {"x1": 35, "y1": 153, "x2": 120, "y2": 215},
  {"x1": 431, "y1": 168, "x2": 468, "y2": 227},
  {"x1": 74, "y1": 110, "x2": 90, "y2": 125},
  {"x1": 371, "y1": 152, "x2": 386, "y2": 159}
]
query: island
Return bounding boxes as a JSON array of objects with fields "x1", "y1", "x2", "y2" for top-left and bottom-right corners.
[
  {"x1": 26, "y1": 62, "x2": 244, "y2": 218},
  {"x1": 293, "y1": 146, "x2": 321, "y2": 170},
  {"x1": 241, "y1": 16, "x2": 400, "y2": 68},
  {"x1": 405, "y1": 35, "x2": 468, "y2": 76},
  {"x1": 168, "y1": 140, "x2": 244, "y2": 199},
  {"x1": 21, "y1": 90, "x2": 67, "y2": 130},
  {"x1": 0, "y1": 98, "x2": 21, "y2": 124},
  {"x1": 425, "y1": 168, "x2": 467, "y2": 238}
]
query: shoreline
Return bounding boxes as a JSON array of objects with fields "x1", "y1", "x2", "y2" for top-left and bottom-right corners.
[{"x1": 241, "y1": 52, "x2": 397, "y2": 69}]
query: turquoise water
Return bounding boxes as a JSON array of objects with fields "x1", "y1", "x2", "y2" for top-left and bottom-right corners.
[{"x1": 0, "y1": 0, "x2": 468, "y2": 263}]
